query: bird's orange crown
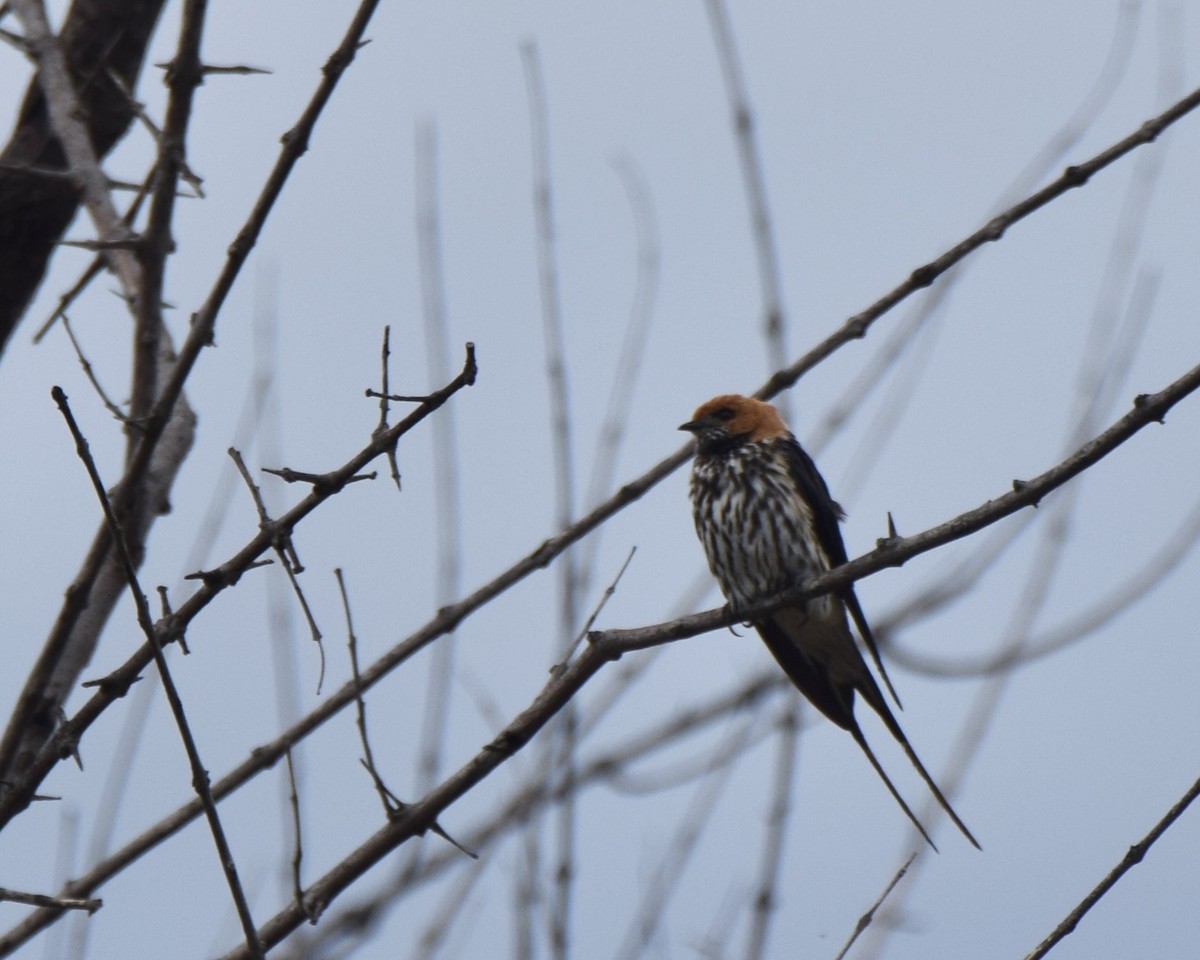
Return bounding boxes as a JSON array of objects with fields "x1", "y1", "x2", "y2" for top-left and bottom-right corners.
[{"x1": 683, "y1": 394, "x2": 791, "y2": 443}]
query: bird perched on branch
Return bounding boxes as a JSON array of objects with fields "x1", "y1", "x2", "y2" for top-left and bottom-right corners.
[{"x1": 680, "y1": 393, "x2": 978, "y2": 851}]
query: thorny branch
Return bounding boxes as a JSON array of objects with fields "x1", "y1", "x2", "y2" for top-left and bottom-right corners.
[
  {"x1": 51, "y1": 387, "x2": 264, "y2": 959},
  {"x1": 0, "y1": 344, "x2": 477, "y2": 834},
  {"x1": 594, "y1": 357, "x2": 1200, "y2": 654},
  {"x1": 0, "y1": 887, "x2": 100, "y2": 915},
  {"x1": 0, "y1": 0, "x2": 383, "y2": 813},
  {"x1": 754, "y1": 82, "x2": 1200, "y2": 403},
  {"x1": 3, "y1": 70, "x2": 1200, "y2": 956},
  {"x1": 209, "y1": 352, "x2": 1200, "y2": 957},
  {"x1": 9, "y1": 0, "x2": 141, "y2": 301}
]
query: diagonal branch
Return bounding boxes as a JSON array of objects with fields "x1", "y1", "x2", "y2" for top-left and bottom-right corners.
[
  {"x1": 0, "y1": 0, "x2": 383, "y2": 806},
  {"x1": 755, "y1": 83, "x2": 1200, "y2": 403},
  {"x1": 600, "y1": 359, "x2": 1200, "y2": 652},
  {"x1": 0, "y1": 0, "x2": 167, "y2": 346},
  {"x1": 9, "y1": 0, "x2": 141, "y2": 302},
  {"x1": 51, "y1": 387, "x2": 264, "y2": 959},
  {"x1": 0, "y1": 344, "x2": 477, "y2": 833},
  {"x1": 1021, "y1": 772, "x2": 1200, "y2": 960},
  {"x1": 212, "y1": 354, "x2": 1200, "y2": 958}
]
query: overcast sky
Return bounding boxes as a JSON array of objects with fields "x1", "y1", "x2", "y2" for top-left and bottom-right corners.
[{"x1": 0, "y1": 2, "x2": 1198, "y2": 958}]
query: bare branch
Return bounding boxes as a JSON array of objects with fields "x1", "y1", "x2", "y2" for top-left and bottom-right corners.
[
  {"x1": 596, "y1": 355, "x2": 1200, "y2": 655},
  {"x1": 744, "y1": 704, "x2": 800, "y2": 960},
  {"x1": 1021, "y1": 773, "x2": 1200, "y2": 960},
  {"x1": 0, "y1": 344, "x2": 476, "y2": 832},
  {"x1": 0, "y1": 888, "x2": 100, "y2": 915},
  {"x1": 755, "y1": 82, "x2": 1200, "y2": 403},
  {"x1": 704, "y1": 0, "x2": 788, "y2": 391},
  {"x1": 832, "y1": 854, "x2": 917, "y2": 960},
  {"x1": 8, "y1": 0, "x2": 142, "y2": 305},
  {"x1": 51, "y1": 386, "x2": 264, "y2": 959}
]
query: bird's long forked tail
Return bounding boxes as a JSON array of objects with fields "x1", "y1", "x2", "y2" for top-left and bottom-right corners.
[
  {"x1": 860, "y1": 691, "x2": 981, "y2": 850},
  {"x1": 886, "y1": 721, "x2": 982, "y2": 850},
  {"x1": 846, "y1": 722, "x2": 939, "y2": 852}
]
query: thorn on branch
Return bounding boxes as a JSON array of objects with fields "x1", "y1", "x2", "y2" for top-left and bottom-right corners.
[
  {"x1": 0, "y1": 26, "x2": 28, "y2": 54},
  {"x1": 1062, "y1": 164, "x2": 1089, "y2": 186},
  {"x1": 183, "y1": 558, "x2": 274, "y2": 586},
  {"x1": 981, "y1": 215, "x2": 1007, "y2": 242},
  {"x1": 420, "y1": 818, "x2": 479, "y2": 860},
  {"x1": 200, "y1": 63, "x2": 272, "y2": 77},
  {"x1": 152, "y1": 587, "x2": 190, "y2": 655},
  {"x1": 57, "y1": 708, "x2": 83, "y2": 770},
  {"x1": 60, "y1": 236, "x2": 142, "y2": 252},
  {"x1": 875, "y1": 511, "x2": 903, "y2": 549},
  {"x1": 365, "y1": 390, "x2": 444, "y2": 403},
  {"x1": 909, "y1": 264, "x2": 937, "y2": 288},
  {"x1": 261, "y1": 465, "x2": 376, "y2": 490},
  {"x1": 1133, "y1": 392, "x2": 1164, "y2": 422},
  {"x1": 369, "y1": 325, "x2": 409, "y2": 492},
  {"x1": 1012, "y1": 478, "x2": 1042, "y2": 506},
  {"x1": 81, "y1": 673, "x2": 143, "y2": 696},
  {"x1": 0, "y1": 885, "x2": 103, "y2": 915}
]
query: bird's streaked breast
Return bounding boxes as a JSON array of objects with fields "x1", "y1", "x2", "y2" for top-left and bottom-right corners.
[{"x1": 689, "y1": 440, "x2": 831, "y2": 612}]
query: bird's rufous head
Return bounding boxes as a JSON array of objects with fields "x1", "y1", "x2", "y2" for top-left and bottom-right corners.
[{"x1": 679, "y1": 394, "x2": 790, "y2": 451}]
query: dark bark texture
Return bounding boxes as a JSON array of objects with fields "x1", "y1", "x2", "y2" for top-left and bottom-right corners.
[{"x1": 0, "y1": 0, "x2": 166, "y2": 354}]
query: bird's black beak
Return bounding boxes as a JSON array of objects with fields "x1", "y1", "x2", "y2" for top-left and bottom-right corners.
[{"x1": 679, "y1": 419, "x2": 702, "y2": 433}]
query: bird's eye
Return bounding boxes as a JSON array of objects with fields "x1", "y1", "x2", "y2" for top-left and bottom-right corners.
[{"x1": 714, "y1": 407, "x2": 735, "y2": 422}]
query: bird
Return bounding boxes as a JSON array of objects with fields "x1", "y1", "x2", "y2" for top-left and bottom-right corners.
[{"x1": 680, "y1": 393, "x2": 979, "y2": 851}]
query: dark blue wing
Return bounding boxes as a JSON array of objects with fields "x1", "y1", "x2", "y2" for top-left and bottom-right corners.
[{"x1": 780, "y1": 434, "x2": 903, "y2": 708}]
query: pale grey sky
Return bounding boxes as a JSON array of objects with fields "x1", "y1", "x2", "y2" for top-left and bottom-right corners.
[{"x1": 0, "y1": 2, "x2": 1197, "y2": 958}]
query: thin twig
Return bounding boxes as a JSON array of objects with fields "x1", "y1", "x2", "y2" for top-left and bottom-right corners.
[
  {"x1": 60, "y1": 315, "x2": 128, "y2": 421},
  {"x1": 0, "y1": 888, "x2": 100, "y2": 915},
  {"x1": 411, "y1": 118, "x2": 463, "y2": 803},
  {"x1": 283, "y1": 749, "x2": 308, "y2": 918},
  {"x1": 0, "y1": 343, "x2": 476, "y2": 835},
  {"x1": 229, "y1": 447, "x2": 325, "y2": 688},
  {"x1": 372, "y1": 325, "x2": 403, "y2": 491},
  {"x1": 60, "y1": 376, "x2": 281, "y2": 959},
  {"x1": 704, "y1": 0, "x2": 788, "y2": 395},
  {"x1": 50, "y1": 387, "x2": 265, "y2": 960},
  {"x1": 832, "y1": 854, "x2": 917, "y2": 960},
  {"x1": 1022, "y1": 773, "x2": 1200, "y2": 960},
  {"x1": 744, "y1": 703, "x2": 800, "y2": 960},
  {"x1": 574, "y1": 156, "x2": 659, "y2": 594},
  {"x1": 561, "y1": 547, "x2": 636, "y2": 663},
  {"x1": 521, "y1": 40, "x2": 579, "y2": 960},
  {"x1": 337, "y1": 568, "x2": 400, "y2": 818},
  {"x1": 335, "y1": 569, "x2": 476, "y2": 857}
]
